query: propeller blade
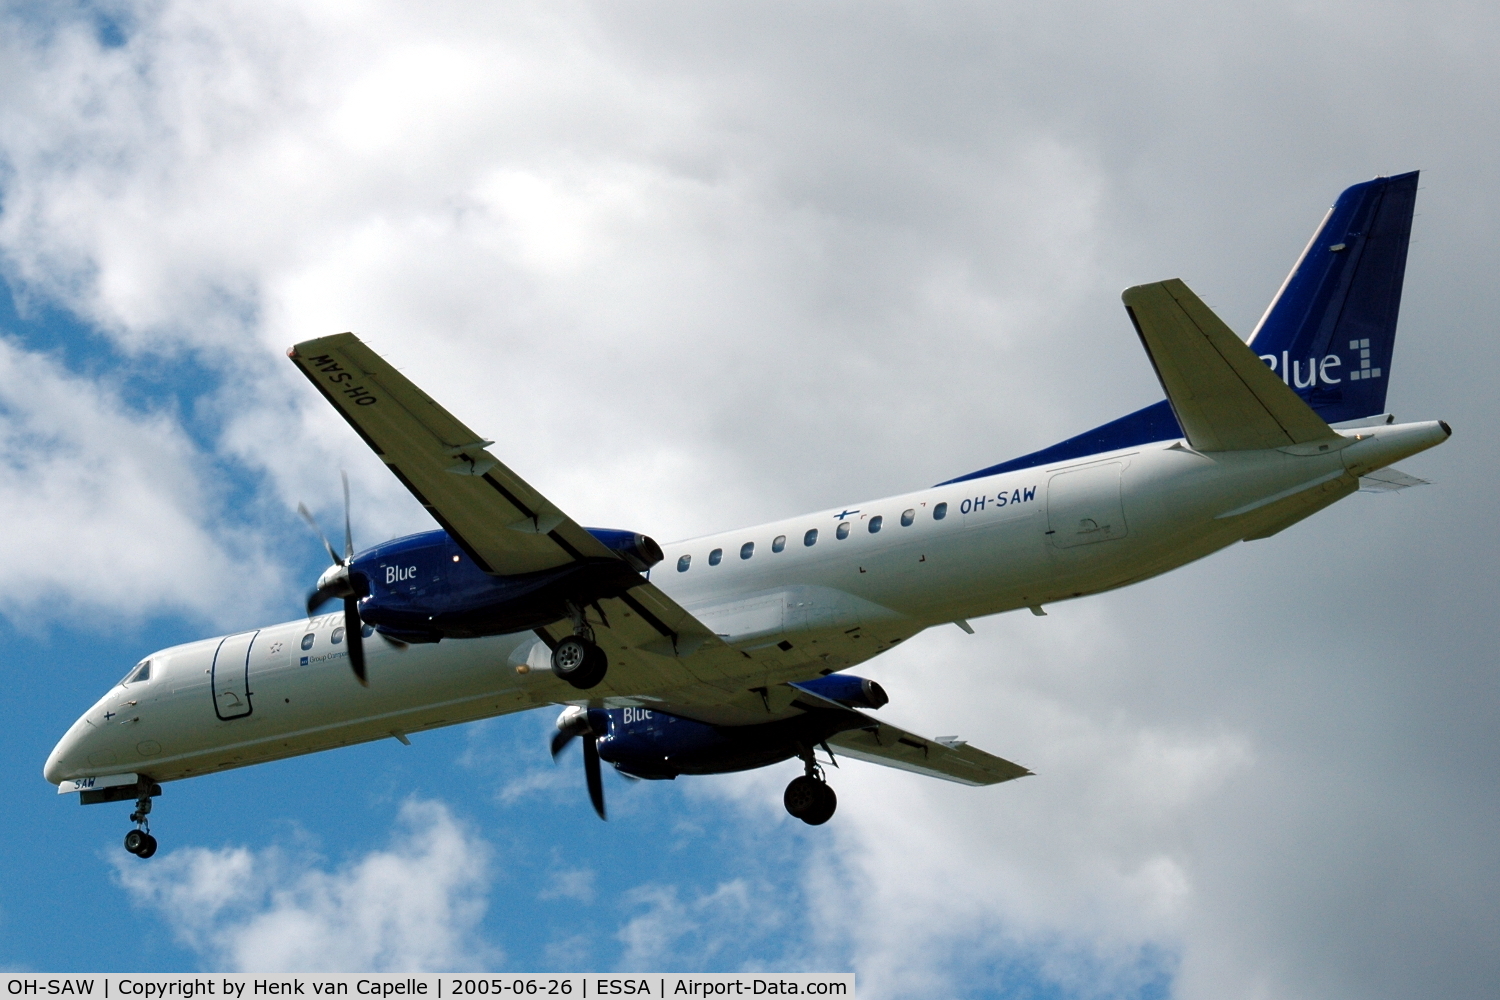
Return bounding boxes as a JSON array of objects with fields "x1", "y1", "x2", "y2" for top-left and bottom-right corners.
[
  {"x1": 307, "y1": 584, "x2": 342, "y2": 617},
  {"x1": 344, "y1": 596, "x2": 367, "y2": 685},
  {"x1": 341, "y1": 470, "x2": 354, "y2": 563},
  {"x1": 550, "y1": 729, "x2": 577, "y2": 759},
  {"x1": 297, "y1": 503, "x2": 343, "y2": 567},
  {"x1": 583, "y1": 735, "x2": 606, "y2": 820}
]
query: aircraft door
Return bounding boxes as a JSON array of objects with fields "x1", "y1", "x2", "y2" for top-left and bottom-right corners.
[
  {"x1": 1047, "y1": 463, "x2": 1128, "y2": 547},
  {"x1": 211, "y1": 630, "x2": 259, "y2": 720}
]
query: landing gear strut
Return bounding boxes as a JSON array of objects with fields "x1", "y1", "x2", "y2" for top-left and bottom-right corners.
[
  {"x1": 123, "y1": 777, "x2": 159, "y2": 858},
  {"x1": 784, "y1": 748, "x2": 837, "y2": 826},
  {"x1": 550, "y1": 603, "x2": 608, "y2": 690}
]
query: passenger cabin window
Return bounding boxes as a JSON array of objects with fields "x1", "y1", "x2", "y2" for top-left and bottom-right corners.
[
  {"x1": 121, "y1": 660, "x2": 151, "y2": 685},
  {"x1": 331, "y1": 627, "x2": 345, "y2": 645},
  {"x1": 362, "y1": 624, "x2": 375, "y2": 638},
  {"x1": 300, "y1": 633, "x2": 315, "y2": 650},
  {"x1": 868, "y1": 515, "x2": 883, "y2": 533},
  {"x1": 901, "y1": 508, "x2": 915, "y2": 527},
  {"x1": 934, "y1": 502, "x2": 948, "y2": 520},
  {"x1": 709, "y1": 548, "x2": 723, "y2": 566},
  {"x1": 836, "y1": 522, "x2": 851, "y2": 540},
  {"x1": 677, "y1": 554, "x2": 691, "y2": 572},
  {"x1": 741, "y1": 541, "x2": 755, "y2": 560},
  {"x1": 773, "y1": 535, "x2": 786, "y2": 553},
  {"x1": 804, "y1": 529, "x2": 818, "y2": 546}
]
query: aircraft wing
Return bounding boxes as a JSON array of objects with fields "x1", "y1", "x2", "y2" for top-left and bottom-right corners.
[
  {"x1": 288, "y1": 333, "x2": 727, "y2": 679},
  {"x1": 788, "y1": 684, "x2": 1032, "y2": 786},
  {"x1": 289, "y1": 333, "x2": 618, "y2": 576}
]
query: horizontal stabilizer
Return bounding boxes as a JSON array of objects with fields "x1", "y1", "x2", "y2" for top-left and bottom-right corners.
[
  {"x1": 1358, "y1": 467, "x2": 1429, "y2": 492},
  {"x1": 1123, "y1": 280, "x2": 1337, "y2": 451}
]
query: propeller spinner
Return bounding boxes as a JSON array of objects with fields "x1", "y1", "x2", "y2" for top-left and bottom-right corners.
[{"x1": 298, "y1": 472, "x2": 369, "y2": 685}]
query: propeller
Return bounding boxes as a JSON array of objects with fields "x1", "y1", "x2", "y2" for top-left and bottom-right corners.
[
  {"x1": 551, "y1": 707, "x2": 606, "y2": 820},
  {"x1": 299, "y1": 471, "x2": 368, "y2": 685}
]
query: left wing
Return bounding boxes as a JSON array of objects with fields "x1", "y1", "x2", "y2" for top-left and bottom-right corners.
[
  {"x1": 287, "y1": 333, "x2": 776, "y2": 702},
  {"x1": 289, "y1": 332, "x2": 618, "y2": 576},
  {"x1": 789, "y1": 683, "x2": 1032, "y2": 786}
]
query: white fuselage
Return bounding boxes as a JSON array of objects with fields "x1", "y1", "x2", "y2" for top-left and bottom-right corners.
[{"x1": 44, "y1": 419, "x2": 1448, "y2": 788}]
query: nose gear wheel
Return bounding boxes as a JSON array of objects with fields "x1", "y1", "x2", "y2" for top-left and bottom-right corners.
[{"x1": 124, "y1": 777, "x2": 160, "y2": 858}]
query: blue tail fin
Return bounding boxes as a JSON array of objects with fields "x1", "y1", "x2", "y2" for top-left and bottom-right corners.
[
  {"x1": 937, "y1": 173, "x2": 1420, "y2": 486},
  {"x1": 1248, "y1": 171, "x2": 1419, "y2": 423}
]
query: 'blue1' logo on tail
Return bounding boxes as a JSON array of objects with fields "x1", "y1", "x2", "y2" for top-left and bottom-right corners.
[{"x1": 1260, "y1": 340, "x2": 1382, "y2": 389}]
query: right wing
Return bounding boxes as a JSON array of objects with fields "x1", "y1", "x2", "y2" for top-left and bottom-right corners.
[
  {"x1": 1123, "y1": 279, "x2": 1339, "y2": 451},
  {"x1": 787, "y1": 683, "x2": 1031, "y2": 786},
  {"x1": 827, "y1": 722, "x2": 1032, "y2": 786}
]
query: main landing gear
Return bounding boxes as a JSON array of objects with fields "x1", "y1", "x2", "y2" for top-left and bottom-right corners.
[
  {"x1": 124, "y1": 779, "x2": 159, "y2": 859},
  {"x1": 550, "y1": 603, "x2": 608, "y2": 690},
  {"x1": 784, "y1": 748, "x2": 837, "y2": 826}
]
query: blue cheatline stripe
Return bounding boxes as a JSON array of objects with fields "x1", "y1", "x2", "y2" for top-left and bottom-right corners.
[{"x1": 936, "y1": 400, "x2": 1181, "y2": 486}]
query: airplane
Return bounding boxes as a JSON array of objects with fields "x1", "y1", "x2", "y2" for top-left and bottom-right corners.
[{"x1": 45, "y1": 172, "x2": 1450, "y2": 859}]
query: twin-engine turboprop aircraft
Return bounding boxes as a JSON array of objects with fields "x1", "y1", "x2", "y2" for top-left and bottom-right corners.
[{"x1": 47, "y1": 173, "x2": 1450, "y2": 859}]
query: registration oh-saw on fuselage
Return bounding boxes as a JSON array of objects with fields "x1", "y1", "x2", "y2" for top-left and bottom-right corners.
[{"x1": 47, "y1": 173, "x2": 1450, "y2": 859}]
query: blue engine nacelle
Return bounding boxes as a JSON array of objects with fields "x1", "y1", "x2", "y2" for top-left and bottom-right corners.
[
  {"x1": 589, "y1": 674, "x2": 887, "y2": 779},
  {"x1": 582, "y1": 528, "x2": 665, "y2": 573},
  {"x1": 791, "y1": 672, "x2": 889, "y2": 709},
  {"x1": 348, "y1": 525, "x2": 663, "y2": 642}
]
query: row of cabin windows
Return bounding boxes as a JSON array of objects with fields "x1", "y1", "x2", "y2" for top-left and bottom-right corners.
[{"x1": 676, "y1": 501, "x2": 949, "y2": 572}]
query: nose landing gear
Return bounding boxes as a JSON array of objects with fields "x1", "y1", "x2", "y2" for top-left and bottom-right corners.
[
  {"x1": 124, "y1": 778, "x2": 159, "y2": 858},
  {"x1": 784, "y1": 749, "x2": 837, "y2": 826}
]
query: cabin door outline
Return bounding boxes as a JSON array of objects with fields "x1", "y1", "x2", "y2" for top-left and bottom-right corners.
[{"x1": 211, "y1": 630, "x2": 259, "y2": 720}]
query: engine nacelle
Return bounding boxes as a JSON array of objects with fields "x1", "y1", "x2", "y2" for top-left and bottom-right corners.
[{"x1": 584, "y1": 527, "x2": 665, "y2": 572}]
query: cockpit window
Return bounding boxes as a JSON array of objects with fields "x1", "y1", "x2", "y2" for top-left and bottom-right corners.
[{"x1": 120, "y1": 660, "x2": 151, "y2": 685}]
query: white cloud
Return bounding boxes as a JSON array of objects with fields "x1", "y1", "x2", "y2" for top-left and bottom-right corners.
[
  {"x1": 616, "y1": 880, "x2": 785, "y2": 972},
  {"x1": 116, "y1": 799, "x2": 495, "y2": 972},
  {"x1": 0, "y1": 334, "x2": 281, "y2": 626}
]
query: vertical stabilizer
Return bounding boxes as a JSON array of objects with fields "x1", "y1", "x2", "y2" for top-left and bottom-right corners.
[{"x1": 1248, "y1": 172, "x2": 1419, "y2": 423}]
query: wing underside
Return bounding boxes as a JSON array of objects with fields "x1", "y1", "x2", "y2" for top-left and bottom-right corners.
[{"x1": 788, "y1": 684, "x2": 1030, "y2": 786}]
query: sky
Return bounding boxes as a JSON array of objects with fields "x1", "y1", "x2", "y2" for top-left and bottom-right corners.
[{"x1": 1, "y1": 0, "x2": 1497, "y2": 995}]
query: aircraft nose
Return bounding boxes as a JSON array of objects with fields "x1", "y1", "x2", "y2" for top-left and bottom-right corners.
[{"x1": 43, "y1": 718, "x2": 89, "y2": 785}]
